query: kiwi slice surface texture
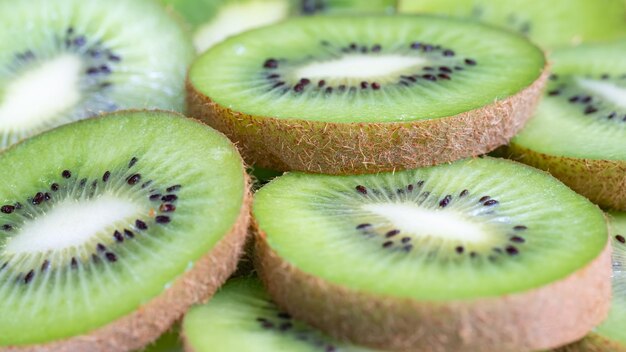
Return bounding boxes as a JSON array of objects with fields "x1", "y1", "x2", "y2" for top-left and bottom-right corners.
[
  {"x1": 556, "y1": 212, "x2": 626, "y2": 352},
  {"x1": 0, "y1": 111, "x2": 250, "y2": 351},
  {"x1": 253, "y1": 157, "x2": 610, "y2": 351},
  {"x1": 0, "y1": 0, "x2": 194, "y2": 150},
  {"x1": 188, "y1": 15, "x2": 547, "y2": 174},
  {"x1": 398, "y1": 0, "x2": 626, "y2": 48},
  {"x1": 183, "y1": 276, "x2": 381, "y2": 352},
  {"x1": 508, "y1": 41, "x2": 626, "y2": 210}
]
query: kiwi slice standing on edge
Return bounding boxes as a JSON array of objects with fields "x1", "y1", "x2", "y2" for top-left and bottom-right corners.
[
  {"x1": 183, "y1": 276, "x2": 381, "y2": 352},
  {"x1": 398, "y1": 0, "x2": 626, "y2": 48},
  {"x1": 0, "y1": 0, "x2": 194, "y2": 149},
  {"x1": 506, "y1": 41, "x2": 626, "y2": 210},
  {"x1": 0, "y1": 111, "x2": 250, "y2": 351},
  {"x1": 253, "y1": 157, "x2": 610, "y2": 351},
  {"x1": 556, "y1": 212, "x2": 626, "y2": 352},
  {"x1": 187, "y1": 16, "x2": 547, "y2": 174}
]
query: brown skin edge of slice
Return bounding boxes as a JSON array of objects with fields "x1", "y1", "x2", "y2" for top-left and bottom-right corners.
[
  {"x1": 253, "y1": 224, "x2": 611, "y2": 352},
  {"x1": 186, "y1": 65, "x2": 549, "y2": 175},
  {"x1": 506, "y1": 144, "x2": 626, "y2": 211},
  {"x1": 1, "y1": 173, "x2": 252, "y2": 352}
]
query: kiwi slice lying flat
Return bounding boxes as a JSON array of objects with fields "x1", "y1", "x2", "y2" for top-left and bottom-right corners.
[
  {"x1": 556, "y1": 212, "x2": 626, "y2": 352},
  {"x1": 183, "y1": 276, "x2": 380, "y2": 351},
  {"x1": 0, "y1": 111, "x2": 250, "y2": 351},
  {"x1": 188, "y1": 16, "x2": 547, "y2": 174},
  {"x1": 507, "y1": 41, "x2": 626, "y2": 210},
  {"x1": 253, "y1": 157, "x2": 610, "y2": 351},
  {"x1": 0, "y1": 0, "x2": 194, "y2": 150},
  {"x1": 398, "y1": 0, "x2": 626, "y2": 48}
]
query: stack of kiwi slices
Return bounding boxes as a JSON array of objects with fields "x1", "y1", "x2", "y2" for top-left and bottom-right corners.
[
  {"x1": 2, "y1": 0, "x2": 626, "y2": 351},
  {"x1": 188, "y1": 15, "x2": 547, "y2": 174},
  {"x1": 0, "y1": 111, "x2": 250, "y2": 351},
  {"x1": 0, "y1": 0, "x2": 194, "y2": 150}
]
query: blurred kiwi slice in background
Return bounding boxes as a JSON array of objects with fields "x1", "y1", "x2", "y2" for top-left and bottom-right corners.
[
  {"x1": 0, "y1": 0, "x2": 194, "y2": 150},
  {"x1": 0, "y1": 111, "x2": 250, "y2": 351},
  {"x1": 161, "y1": 0, "x2": 397, "y2": 53},
  {"x1": 398, "y1": 0, "x2": 626, "y2": 48},
  {"x1": 253, "y1": 157, "x2": 610, "y2": 351},
  {"x1": 507, "y1": 41, "x2": 626, "y2": 210},
  {"x1": 188, "y1": 16, "x2": 547, "y2": 174}
]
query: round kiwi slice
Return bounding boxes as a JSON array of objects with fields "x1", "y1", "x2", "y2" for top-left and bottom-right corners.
[
  {"x1": 252, "y1": 157, "x2": 610, "y2": 351},
  {"x1": 0, "y1": 111, "x2": 250, "y2": 351},
  {"x1": 398, "y1": 0, "x2": 626, "y2": 49},
  {"x1": 0, "y1": 0, "x2": 194, "y2": 150},
  {"x1": 556, "y1": 212, "x2": 626, "y2": 352},
  {"x1": 507, "y1": 41, "x2": 626, "y2": 210},
  {"x1": 188, "y1": 15, "x2": 547, "y2": 174},
  {"x1": 183, "y1": 276, "x2": 380, "y2": 352}
]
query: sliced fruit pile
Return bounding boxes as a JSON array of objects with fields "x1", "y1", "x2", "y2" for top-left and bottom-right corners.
[{"x1": 0, "y1": 0, "x2": 624, "y2": 351}]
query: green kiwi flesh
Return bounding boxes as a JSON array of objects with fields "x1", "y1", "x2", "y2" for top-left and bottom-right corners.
[
  {"x1": 190, "y1": 15, "x2": 544, "y2": 123},
  {"x1": 507, "y1": 41, "x2": 626, "y2": 209},
  {"x1": 0, "y1": 0, "x2": 194, "y2": 149},
  {"x1": 0, "y1": 111, "x2": 248, "y2": 349},
  {"x1": 398, "y1": 0, "x2": 626, "y2": 48},
  {"x1": 141, "y1": 328, "x2": 183, "y2": 352},
  {"x1": 253, "y1": 157, "x2": 610, "y2": 351},
  {"x1": 183, "y1": 276, "x2": 380, "y2": 352}
]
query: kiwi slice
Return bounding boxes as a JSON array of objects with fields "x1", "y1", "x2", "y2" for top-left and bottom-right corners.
[
  {"x1": 556, "y1": 212, "x2": 626, "y2": 352},
  {"x1": 187, "y1": 16, "x2": 547, "y2": 174},
  {"x1": 252, "y1": 157, "x2": 610, "y2": 351},
  {"x1": 0, "y1": 0, "x2": 194, "y2": 150},
  {"x1": 183, "y1": 276, "x2": 379, "y2": 351},
  {"x1": 506, "y1": 41, "x2": 626, "y2": 210},
  {"x1": 0, "y1": 111, "x2": 250, "y2": 351},
  {"x1": 398, "y1": 0, "x2": 626, "y2": 48}
]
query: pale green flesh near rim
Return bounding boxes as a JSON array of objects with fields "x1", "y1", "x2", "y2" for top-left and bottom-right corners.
[
  {"x1": 0, "y1": 111, "x2": 245, "y2": 346},
  {"x1": 0, "y1": 0, "x2": 193, "y2": 149},
  {"x1": 595, "y1": 212, "x2": 626, "y2": 346},
  {"x1": 183, "y1": 277, "x2": 380, "y2": 352},
  {"x1": 512, "y1": 41, "x2": 626, "y2": 161},
  {"x1": 254, "y1": 157, "x2": 606, "y2": 301},
  {"x1": 190, "y1": 15, "x2": 545, "y2": 123}
]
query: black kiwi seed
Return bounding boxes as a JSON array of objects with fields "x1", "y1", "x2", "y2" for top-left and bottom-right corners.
[
  {"x1": 105, "y1": 252, "x2": 117, "y2": 262},
  {"x1": 356, "y1": 223, "x2": 371, "y2": 230},
  {"x1": 439, "y1": 195, "x2": 452, "y2": 208},
  {"x1": 506, "y1": 246, "x2": 519, "y2": 255},
  {"x1": 371, "y1": 82, "x2": 381, "y2": 90},
  {"x1": 443, "y1": 49, "x2": 455, "y2": 56},
  {"x1": 372, "y1": 44, "x2": 381, "y2": 52},
  {"x1": 483, "y1": 199, "x2": 499, "y2": 206},
  {"x1": 161, "y1": 194, "x2": 178, "y2": 202},
  {"x1": 479, "y1": 195, "x2": 491, "y2": 202},
  {"x1": 263, "y1": 58, "x2": 278, "y2": 69},
  {"x1": 459, "y1": 189, "x2": 469, "y2": 197},
  {"x1": 24, "y1": 270, "x2": 35, "y2": 284},
  {"x1": 360, "y1": 81, "x2": 369, "y2": 89},
  {"x1": 464, "y1": 58, "x2": 477, "y2": 65},
  {"x1": 97, "y1": 243, "x2": 106, "y2": 252},
  {"x1": 616, "y1": 235, "x2": 626, "y2": 244},
  {"x1": 159, "y1": 204, "x2": 176, "y2": 212},
  {"x1": 114, "y1": 230, "x2": 124, "y2": 242},
  {"x1": 51, "y1": 183, "x2": 59, "y2": 191},
  {"x1": 32, "y1": 192, "x2": 45, "y2": 205},
  {"x1": 79, "y1": 178, "x2": 87, "y2": 187},
  {"x1": 141, "y1": 181, "x2": 153, "y2": 189},
  {"x1": 609, "y1": 112, "x2": 616, "y2": 119},
  {"x1": 584, "y1": 106, "x2": 598, "y2": 115},
  {"x1": 355, "y1": 185, "x2": 367, "y2": 194},
  {"x1": 1, "y1": 205, "x2": 15, "y2": 214},
  {"x1": 41, "y1": 260, "x2": 50, "y2": 272},
  {"x1": 382, "y1": 241, "x2": 393, "y2": 248},
  {"x1": 2, "y1": 224, "x2": 12, "y2": 231},
  {"x1": 318, "y1": 80, "x2": 326, "y2": 87},
  {"x1": 511, "y1": 236, "x2": 525, "y2": 243},
  {"x1": 149, "y1": 194, "x2": 161, "y2": 201},
  {"x1": 128, "y1": 157, "x2": 138, "y2": 168},
  {"x1": 135, "y1": 219, "x2": 148, "y2": 230},
  {"x1": 513, "y1": 225, "x2": 527, "y2": 231},
  {"x1": 62, "y1": 170, "x2": 72, "y2": 178},
  {"x1": 166, "y1": 185, "x2": 181, "y2": 192},
  {"x1": 386, "y1": 229, "x2": 400, "y2": 238},
  {"x1": 548, "y1": 90, "x2": 560, "y2": 96},
  {"x1": 127, "y1": 173, "x2": 141, "y2": 185},
  {"x1": 71, "y1": 257, "x2": 78, "y2": 269},
  {"x1": 401, "y1": 237, "x2": 411, "y2": 243},
  {"x1": 410, "y1": 42, "x2": 421, "y2": 49},
  {"x1": 155, "y1": 216, "x2": 171, "y2": 224},
  {"x1": 455, "y1": 246, "x2": 464, "y2": 254},
  {"x1": 124, "y1": 229, "x2": 135, "y2": 238}
]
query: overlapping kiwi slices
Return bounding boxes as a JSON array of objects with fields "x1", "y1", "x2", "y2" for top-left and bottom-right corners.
[
  {"x1": 398, "y1": 0, "x2": 626, "y2": 48},
  {"x1": 188, "y1": 16, "x2": 547, "y2": 174},
  {"x1": 507, "y1": 41, "x2": 626, "y2": 210},
  {"x1": 183, "y1": 277, "x2": 381, "y2": 352},
  {"x1": 0, "y1": 111, "x2": 250, "y2": 351},
  {"x1": 0, "y1": 0, "x2": 193, "y2": 150},
  {"x1": 558, "y1": 212, "x2": 626, "y2": 352},
  {"x1": 253, "y1": 157, "x2": 610, "y2": 351},
  {"x1": 162, "y1": 0, "x2": 395, "y2": 53}
]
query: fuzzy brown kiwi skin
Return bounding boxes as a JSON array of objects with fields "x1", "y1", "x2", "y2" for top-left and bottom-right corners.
[
  {"x1": 253, "y1": 223, "x2": 611, "y2": 352},
  {"x1": 1, "y1": 169, "x2": 252, "y2": 351},
  {"x1": 506, "y1": 143, "x2": 626, "y2": 211},
  {"x1": 553, "y1": 334, "x2": 626, "y2": 352},
  {"x1": 186, "y1": 65, "x2": 549, "y2": 175}
]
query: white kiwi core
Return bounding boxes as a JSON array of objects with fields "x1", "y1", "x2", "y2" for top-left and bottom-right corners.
[
  {"x1": 295, "y1": 55, "x2": 428, "y2": 80},
  {"x1": 578, "y1": 78, "x2": 626, "y2": 108}
]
